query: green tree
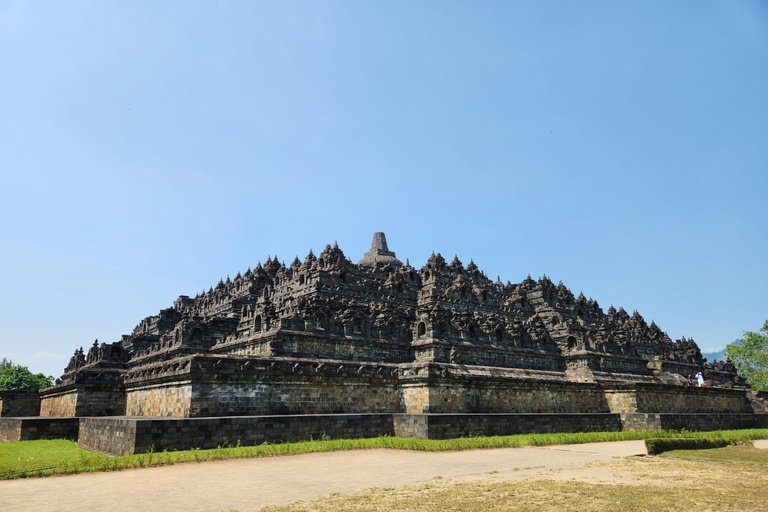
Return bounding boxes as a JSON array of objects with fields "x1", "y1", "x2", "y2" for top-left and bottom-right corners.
[
  {"x1": 726, "y1": 320, "x2": 768, "y2": 392},
  {"x1": 0, "y1": 359, "x2": 53, "y2": 391}
]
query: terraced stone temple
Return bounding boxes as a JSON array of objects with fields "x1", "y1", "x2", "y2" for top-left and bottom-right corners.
[{"x1": 2, "y1": 232, "x2": 765, "y2": 454}]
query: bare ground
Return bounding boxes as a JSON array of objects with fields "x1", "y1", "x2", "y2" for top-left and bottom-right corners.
[{"x1": 0, "y1": 440, "x2": 646, "y2": 512}]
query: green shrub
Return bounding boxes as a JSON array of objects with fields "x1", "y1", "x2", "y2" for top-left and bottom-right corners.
[{"x1": 645, "y1": 437, "x2": 738, "y2": 455}]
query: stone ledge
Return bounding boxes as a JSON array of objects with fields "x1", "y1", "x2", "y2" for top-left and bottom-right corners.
[
  {"x1": 620, "y1": 412, "x2": 768, "y2": 431},
  {"x1": 5, "y1": 411, "x2": 767, "y2": 456},
  {"x1": 76, "y1": 411, "x2": 768, "y2": 456},
  {"x1": 79, "y1": 413, "x2": 396, "y2": 455},
  {"x1": 0, "y1": 391, "x2": 41, "y2": 417},
  {"x1": 393, "y1": 412, "x2": 624, "y2": 439},
  {"x1": 0, "y1": 417, "x2": 80, "y2": 442}
]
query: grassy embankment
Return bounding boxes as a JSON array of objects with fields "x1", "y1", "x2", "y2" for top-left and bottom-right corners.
[
  {"x1": 2, "y1": 428, "x2": 768, "y2": 480},
  {"x1": 660, "y1": 442, "x2": 768, "y2": 464},
  {"x1": 260, "y1": 443, "x2": 768, "y2": 512}
]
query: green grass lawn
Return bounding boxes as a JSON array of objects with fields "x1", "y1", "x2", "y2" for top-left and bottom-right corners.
[
  {"x1": 2, "y1": 428, "x2": 768, "y2": 480},
  {"x1": 660, "y1": 443, "x2": 768, "y2": 464},
  {"x1": 0, "y1": 439, "x2": 107, "y2": 477}
]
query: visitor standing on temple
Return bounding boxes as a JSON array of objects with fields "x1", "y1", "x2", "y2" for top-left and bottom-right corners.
[
  {"x1": 687, "y1": 374, "x2": 694, "y2": 386},
  {"x1": 696, "y1": 372, "x2": 704, "y2": 387}
]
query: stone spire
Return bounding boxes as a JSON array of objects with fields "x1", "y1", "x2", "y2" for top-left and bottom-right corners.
[{"x1": 357, "y1": 232, "x2": 403, "y2": 267}]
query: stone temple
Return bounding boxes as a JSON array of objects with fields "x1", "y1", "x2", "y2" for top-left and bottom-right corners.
[{"x1": 1, "y1": 233, "x2": 765, "y2": 454}]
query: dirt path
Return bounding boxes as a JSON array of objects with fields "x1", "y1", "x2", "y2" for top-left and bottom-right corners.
[{"x1": 0, "y1": 440, "x2": 646, "y2": 512}]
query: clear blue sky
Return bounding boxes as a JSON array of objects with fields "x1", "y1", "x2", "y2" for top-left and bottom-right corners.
[{"x1": 1, "y1": 1, "x2": 766, "y2": 378}]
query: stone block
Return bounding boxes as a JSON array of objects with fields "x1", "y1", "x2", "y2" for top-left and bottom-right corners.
[{"x1": 0, "y1": 391, "x2": 40, "y2": 417}]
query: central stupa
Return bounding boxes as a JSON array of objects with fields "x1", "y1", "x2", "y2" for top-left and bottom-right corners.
[{"x1": 356, "y1": 232, "x2": 403, "y2": 267}]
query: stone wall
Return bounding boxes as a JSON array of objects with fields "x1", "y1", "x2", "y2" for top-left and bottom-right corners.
[
  {"x1": 115, "y1": 367, "x2": 760, "y2": 420},
  {"x1": 66, "y1": 408, "x2": 768, "y2": 455},
  {"x1": 126, "y1": 382, "x2": 193, "y2": 417},
  {"x1": 405, "y1": 380, "x2": 610, "y2": 414},
  {"x1": 604, "y1": 388, "x2": 638, "y2": 413},
  {"x1": 79, "y1": 414, "x2": 396, "y2": 455},
  {"x1": 400, "y1": 384, "x2": 430, "y2": 414},
  {"x1": 123, "y1": 360, "x2": 403, "y2": 418},
  {"x1": 636, "y1": 384, "x2": 750, "y2": 413},
  {"x1": 605, "y1": 385, "x2": 751, "y2": 414},
  {"x1": 40, "y1": 385, "x2": 126, "y2": 417},
  {"x1": 0, "y1": 418, "x2": 80, "y2": 442},
  {"x1": 274, "y1": 335, "x2": 410, "y2": 363},
  {"x1": 79, "y1": 417, "x2": 138, "y2": 455},
  {"x1": 620, "y1": 413, "x2": 768, "y2": 431},
  {"x1": 0, "y1": 391, "x2": 40, "y2": 417},
  {"x1": 393, "y1": 413, "x2": 624, "y2": 439},
  {"x1": 78, "y1": 387, "x2": 126, "y2": 416},
  {"x1": 41, "y1": 365, "x2": 759, "y2": 422},
  {"x1": 566, "y1": 354, "x2": 652, "y2": 378},
  {"x1": 215, "y1": 338, "x2": 273, "y2": 357},
  {"x1": 191, "y1": 376, "x2": 401, "y2": 417},
  {"x1": 215, "y1": 333, "x2": 410, "y2": 364},
  {"x1": 438, "y1": 343, "x2": 564, "y2": 371},
  {"x1": 40, "y1": 388, "x2": 78, "y2": 417},
  {"x1": 80, "y1": 412, "x2": 627, "y2": 455},
  {"x1": 0, "y1": 418, "x2": 20, "y2": 441},
  {"x1": 392, "y1": 413, "x2": 428, "y2": 437}
]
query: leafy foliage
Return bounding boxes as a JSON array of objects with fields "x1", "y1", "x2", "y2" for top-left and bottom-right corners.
[
  {"x1": 727, "y1": 320, "x2": 768, "y2": 391},
  {"x1": 0, "y1": 358, "x2": 53, "y2": 391},
  {"x1": 645, "y1": 437, "x2": 737, "y2": 455}
]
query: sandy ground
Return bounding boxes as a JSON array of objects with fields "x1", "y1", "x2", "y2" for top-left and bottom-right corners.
[
  {"x1": 754, "y1": 439, "x2": 768, "y2": 449},
  {"x1": 0, "y1": 440, "x2": 646, "y2": 512}
]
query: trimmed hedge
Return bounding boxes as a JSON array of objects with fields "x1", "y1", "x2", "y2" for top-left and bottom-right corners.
[{"x1": 645, "y1": 437, "x2": 739, "y2": 455}]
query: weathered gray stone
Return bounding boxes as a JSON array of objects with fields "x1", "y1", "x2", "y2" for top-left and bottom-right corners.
[
  {"x1": 0, "y1": 417, "x2": 79, "y2": 442},
  {"x1": 0, "y1": 391, "x2": 40, "y2": 417},
  {"x1": 18, "y1": 232, "x2": 762, "y2": 454},
  {"x1": 357, "y1": 232, "x2": 403, "y2": 267}
]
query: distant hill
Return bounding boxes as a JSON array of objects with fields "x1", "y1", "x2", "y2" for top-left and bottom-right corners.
[
  {"x1": 702, "y1": 340, "x2": 741, "y2": 363},
  {"x1": 702, "y1": 349, "x2": 726, "y2": 363}
]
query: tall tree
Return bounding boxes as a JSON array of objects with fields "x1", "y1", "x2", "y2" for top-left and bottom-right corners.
[
  {"x1": 727, "y1": 320, "x2": 768, "y2": 392},
  {"x1": 0, "y1": 360, "x2": 53, "y2": 391}
]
